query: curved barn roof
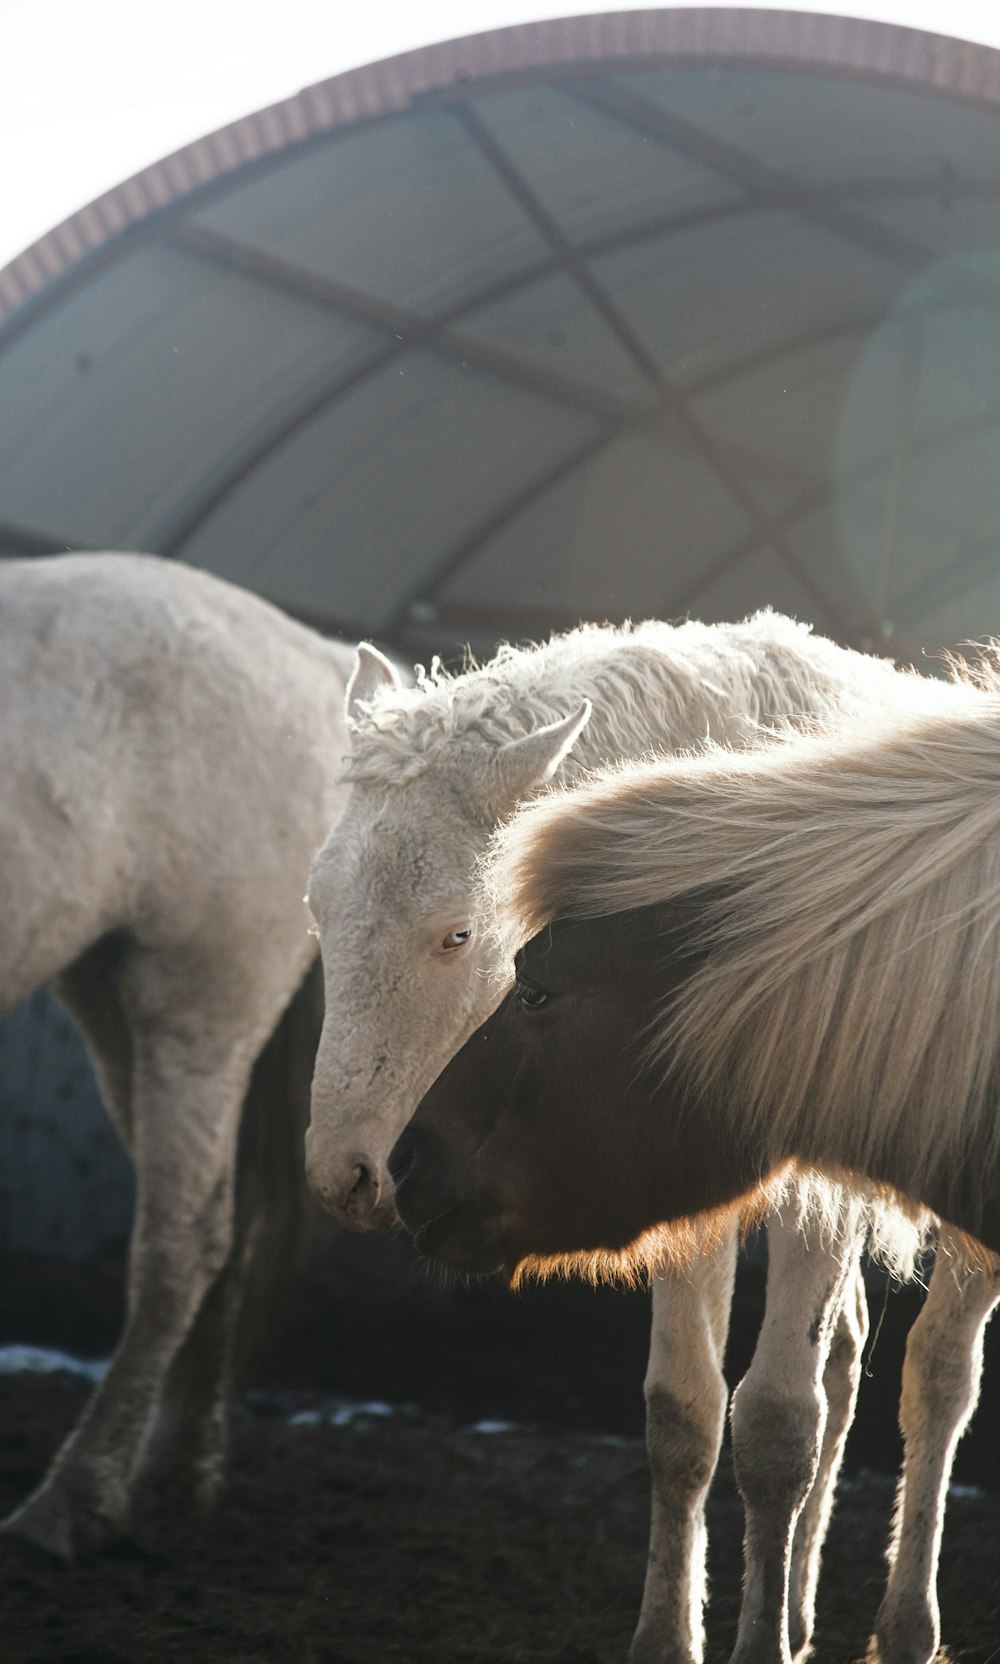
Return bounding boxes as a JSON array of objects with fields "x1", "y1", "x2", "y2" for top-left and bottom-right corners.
[{"x1": 4, "y1": 7, "x2": 1000, "y2": 660}]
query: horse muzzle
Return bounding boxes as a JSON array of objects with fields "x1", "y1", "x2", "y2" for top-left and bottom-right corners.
[
  {"x1": 305, "y1": 1134, "x2": 399, "y2": 1232},
  {"x1": 389, "y1": 1123, "x2": 505, "y2": 1274}
]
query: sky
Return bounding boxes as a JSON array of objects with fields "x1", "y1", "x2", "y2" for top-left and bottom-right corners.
[{"x1": 3, "y1": 0, "x2": 1000, "y2": 274}]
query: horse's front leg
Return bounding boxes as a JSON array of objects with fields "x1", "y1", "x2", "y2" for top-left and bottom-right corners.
[
  {"x1": 1, "y1": 1038, "x2": 251, "y2": 1560},
  {"x1": 786, "y1": 1251, "x2": 868, "y2": 1657},
  {"x1": 629, "y1": 1231, "x2": 737, "y2": 1664},
  {"x1": 729, "y1": 1200, "x2": 867, "y2": 1664},
  {"x1": 874, "y1": 1240, "x2": 1000, "y2": 1664},
  {"x1": 127, "y1": 1247, "x2": 245, "y2": 1531}
]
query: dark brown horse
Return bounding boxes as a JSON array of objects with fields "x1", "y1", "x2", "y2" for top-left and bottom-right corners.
[
  {"x1": 392, "y1": 675, "x2": 1000, "y2": 1271},
  {"x1": 391, "y1": 904, "x2": 773, "y2": 1283},
  {"x1": 390, "y1": 681, "x2": 1000, "y2": 1661}
]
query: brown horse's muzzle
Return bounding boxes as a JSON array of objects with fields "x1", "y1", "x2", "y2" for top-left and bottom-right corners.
[{"x1": 389, "y1": 1121, "x2": 506, "y2": 1275}]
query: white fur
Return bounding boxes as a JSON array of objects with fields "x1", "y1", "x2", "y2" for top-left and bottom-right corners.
[
  {"x1": 0, "y1": 553, "x2": 353, "y2": 1560},
  {"x1": 309, "y1": 613, "x2": 961, "y2": 1664}
]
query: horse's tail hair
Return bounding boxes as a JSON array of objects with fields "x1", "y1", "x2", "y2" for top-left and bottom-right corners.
[{"x1": 230, "y1": 955, "x2": 327, "y2": 1372}]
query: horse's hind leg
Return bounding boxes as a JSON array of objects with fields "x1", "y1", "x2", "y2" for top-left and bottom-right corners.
[
  {"x1": 33, "y1": 946, "x2": 241, "y2": 1534},
  {"x1": 729, "y1": 1201, "x2": 868, "y2": 1664},
  {"x1": 1, "y1": 1024, "x2": 253, "y2": 1559},
  {"x1": 874, "y1": 1241, "x2": 1000, "y2": 1664},
  {"x1": 54, "y1": 936, "x2": 135, "y2": 1146},
  {"x1": 629, "y1": 1230, "x2": 737, "y2": 1664}
]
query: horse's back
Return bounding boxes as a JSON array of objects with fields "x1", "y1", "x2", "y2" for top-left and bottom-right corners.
[{"x1": 0, "y1": 554, "x2": 351, "y2": 1010}]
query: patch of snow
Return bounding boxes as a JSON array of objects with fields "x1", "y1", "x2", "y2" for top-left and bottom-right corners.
[
  {"x1": 287, "y1": 1399, "x2": 397, "y2": 1429},
  {"x1": 0, "y1": 1344, "x2": 106, "y2": 1383},
  {"x1": 329, "y1": 1400, "x2": 394, "y2": 1427}
]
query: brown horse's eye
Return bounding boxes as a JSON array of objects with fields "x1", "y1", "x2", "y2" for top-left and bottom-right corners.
[{"x1": 516, "y1": 979, "x2": 549, "y2": 1011}]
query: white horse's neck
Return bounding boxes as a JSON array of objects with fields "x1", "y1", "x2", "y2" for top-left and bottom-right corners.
[{"x1": 348, "y1": 614, "x2": 905, "y2": 790}]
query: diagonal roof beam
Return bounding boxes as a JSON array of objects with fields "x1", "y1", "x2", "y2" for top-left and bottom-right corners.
[
  {"x1": 381, "y1": 424, "x2": 622, "y2": 636},
  {"x1": 402, "y1": 416, "x2": 829, "y2": 632},
  {"x1": 570, "y1": 77, "x2": 929, "y2": 271},
  {"x1": 667, "y1": 393, "x2": 1000, "y2": 630},
  {"x1": 661, "y1": 480, "x2": 841, "y2": 623},
  {"x1": 453, "y1": 101, "x2": 665, "y2": 387},
  {"x1": 153, "y1": 195, "x2": 982, "y2": 564},
  {"x1": 155, "y1": 220, "x2": 644, "y2": 558},
  {"x1": 169, "y1": 220, "x2": 642, "y2": 426},
  {"x1": 578, "y1": 177, "x2": 999, "y2": 275},
  {"x1": 892, "y1": 522, "x2": 1000, "y2": 630},
  {"x1": 452, "y1": 99, "x2": 856, "y2": 636}
]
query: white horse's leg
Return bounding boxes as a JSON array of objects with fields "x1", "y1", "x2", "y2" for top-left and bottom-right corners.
[
  {"x1": 53, "y1": 939, "x2": 134, "y2": 1135},
  {"x1": 729, "y1": 1203, "x2": 867, "y2": 1664},
  {"x1": 52, "y1": 948, "x2": 243, "y2": 1530},
  {"x1": 874, "y1": 1241, "x2": 1000, "y2": 1664},
  {"x1": 129, "y1": 1247, "x2": 246, "y2": 1527},
  {"x1": 786, "y1": 1256, "x2": 868, "y2": 1657},
  {"x1": 629, "y1": 1230, "x2": 737, "y2": 1664},
  {"x1": 1, "y1": 1030, "x2": 253, "y2": 1559},
  {"x1": 131, "y1": 965, "x2": 321, "y2": 1530}
]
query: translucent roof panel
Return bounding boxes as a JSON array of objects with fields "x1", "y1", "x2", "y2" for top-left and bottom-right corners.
[
  {"x1": 192, "y1": 110, "x2": 553, "y2": 318},
  {"x1": 441, "y1": 418, "x2": 759, "y2": 617},
  {"x1": 469, "y1": 79, "x2": 748, "y2": 247},
  {"x1": 591, "y1": 210, "x2": 905, "y2": 388},
  {"x1": 4, "y1": 9, "x2": 1000, "y2": 664},
  {"x1": 0, "y1": 243, "x2": 385, "y2": 550},
  {"x1": 457, "y1": 271, "x2": 654, "y2": 406},
  {"x1": 180, "y1": 350, "x2": 603, "y2": 628},
  {"x1": 624, "y1": 66, "x2": 1000, "y2": 190}
]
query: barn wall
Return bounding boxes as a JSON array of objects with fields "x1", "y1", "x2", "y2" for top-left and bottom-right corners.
[{"x1": 0, "y1": 993, "x2": 133, "y2": 1258}]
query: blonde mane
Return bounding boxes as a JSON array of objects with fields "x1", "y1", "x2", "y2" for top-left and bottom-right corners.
[{"x1": 486, "y1": 658, "x2": 1000, "y2": 1238}]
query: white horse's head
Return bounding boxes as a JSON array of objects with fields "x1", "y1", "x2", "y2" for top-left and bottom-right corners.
[{"x1": 305, "y1": 643, "x2": 590, "y2": 1229}]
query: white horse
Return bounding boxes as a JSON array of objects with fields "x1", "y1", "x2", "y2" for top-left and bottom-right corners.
[
  {"x1": 0, "y1": 552, "x2": 353, "y2": 1561},
  {"x1": 304, "y1": 615, "x2": 989, "y2": 1664}
]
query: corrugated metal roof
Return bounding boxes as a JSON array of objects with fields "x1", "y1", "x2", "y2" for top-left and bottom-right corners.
[{"x1": 4, "y1": 7, "x2": 1000, "y2": 660}]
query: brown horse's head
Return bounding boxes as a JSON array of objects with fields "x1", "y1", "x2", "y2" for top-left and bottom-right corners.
[{"x1": 389, "y1": 907, "x2": 759, "y2": 1282}]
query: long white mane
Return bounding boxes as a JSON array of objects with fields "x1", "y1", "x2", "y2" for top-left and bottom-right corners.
[
  {"x1": 344, "y1": 612, "x2": 932, "y2": 797},
  {"x1": 486, "y1": 659, "x2": 1000, "y2": 1242}
]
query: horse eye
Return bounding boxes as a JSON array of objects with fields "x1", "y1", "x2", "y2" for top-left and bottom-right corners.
[
  {"x1": 441, "y1": 925, "x2": 474, "y2": 953},
  {"x1": 516, "y1": 980, "x2": 549, "y2": 1011}
]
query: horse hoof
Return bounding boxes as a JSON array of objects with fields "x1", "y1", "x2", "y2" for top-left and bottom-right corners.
[
  {"x1": 788, "y1": 1618, "x2": 814, "y2": 1662},
  {"x1": 0, "y1": 1482, "x2": 122, "y2": 1563},
  {"x1": 626, "y1": 1618, "x2": 700, "y2": 1664},
  {"x1": 130, "y1": 1449, "x2": 226, "y2": 1538},
  {"x1": 1, "y1": 1491, "x2": 77, "y2": 1562},
  {"x1": 872, "y1": 1613, "x2": 939, "y2": 1664}
]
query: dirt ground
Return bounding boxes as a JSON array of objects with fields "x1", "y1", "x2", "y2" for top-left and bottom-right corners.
[{"x1": 1, "y1": 1231, "x2": 999, "y2": 1664}]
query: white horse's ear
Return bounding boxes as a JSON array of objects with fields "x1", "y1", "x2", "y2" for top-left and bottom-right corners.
[
  {"x1": 346, "y1": 643, "x2": 402, "y2": 722},
  {"x1": 490, "y1": 701, "x2": 592, "y2": 807}
]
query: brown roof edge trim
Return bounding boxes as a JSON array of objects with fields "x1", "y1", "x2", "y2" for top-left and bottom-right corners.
[{"x1": 2, "y1": 8, "x2": 1000, "y2": 325}]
